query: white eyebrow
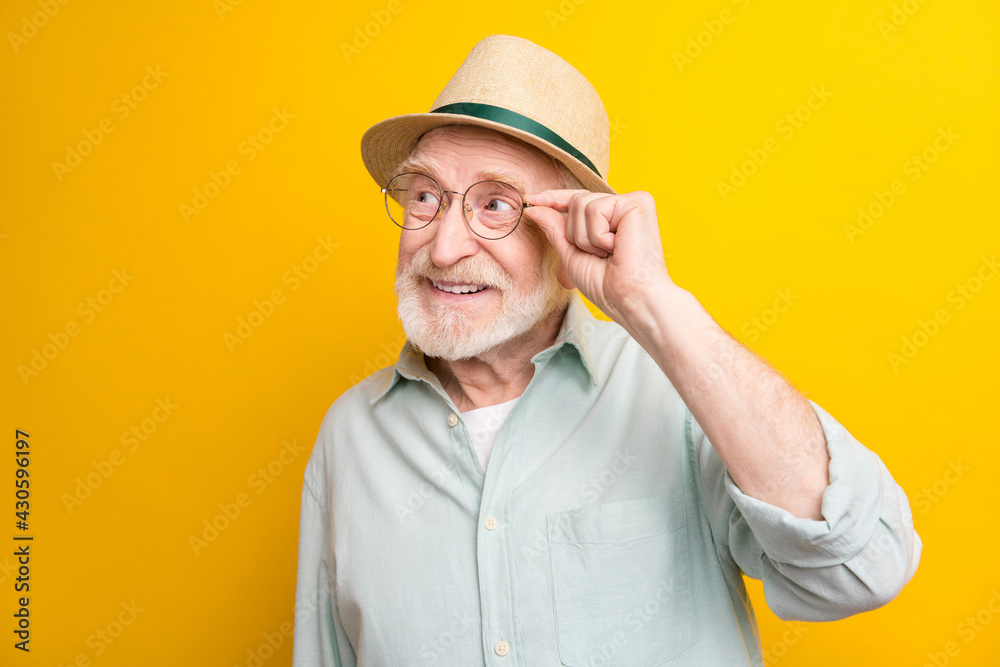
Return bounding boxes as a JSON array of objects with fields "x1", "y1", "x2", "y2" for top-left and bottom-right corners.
[
  {"x1": 395, "y1": 153, "x2": 442, "y2": 178},
  {"x1": 395, "y1": 154, "x2": 528, "y2": 193},
  {"x1": 474, "y1": 168, "x2": 528, "y2": 193}
]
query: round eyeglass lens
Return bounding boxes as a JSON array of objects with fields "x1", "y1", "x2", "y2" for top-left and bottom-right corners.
[
  {"x1": 465, "y1": 181, "x2": 523, "y2": 239},
  {"x1": 383, "y1": 173, "x2": 441, "y2": 229}
]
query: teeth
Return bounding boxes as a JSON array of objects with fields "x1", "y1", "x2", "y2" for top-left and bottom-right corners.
[{"x1": 431, "y1": 279, "x2": 488, "y2": 294}]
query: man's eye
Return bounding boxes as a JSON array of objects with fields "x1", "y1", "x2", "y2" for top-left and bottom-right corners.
[
  {"x1": 415, "y1": 191, "x2": 440, "y2": 207},
  {"x1": 485, "y1": 199, "x2": 514, "y2": 212}
]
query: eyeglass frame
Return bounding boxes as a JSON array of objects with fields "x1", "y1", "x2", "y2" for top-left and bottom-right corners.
[{"x1": 380, "y1": 171, "x2": 534, "y2": 241}]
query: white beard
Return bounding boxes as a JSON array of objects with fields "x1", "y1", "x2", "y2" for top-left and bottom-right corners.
[{"x1": 394, "y1": 244, "x2": 569, "y2": 361}]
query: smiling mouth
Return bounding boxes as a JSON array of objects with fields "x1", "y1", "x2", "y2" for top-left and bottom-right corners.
[{"x1": 429, "y1": 278, "x2": 491, "y2": 295}]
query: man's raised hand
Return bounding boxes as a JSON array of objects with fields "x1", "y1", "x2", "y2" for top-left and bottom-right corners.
[{"x1": 523, "y1": 189, "x2": 674, "y2": 327}]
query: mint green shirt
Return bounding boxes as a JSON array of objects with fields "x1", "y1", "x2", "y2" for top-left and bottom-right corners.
[{"x1": 293, "y1": 293, "x2": 921, "y2": 666}]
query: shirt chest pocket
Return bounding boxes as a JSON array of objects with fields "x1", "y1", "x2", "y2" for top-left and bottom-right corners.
[{"x1": 546, "y1": 495, "x2": 697, "y2": 666}]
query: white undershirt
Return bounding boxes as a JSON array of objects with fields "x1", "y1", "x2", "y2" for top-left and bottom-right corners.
[{"x1": 461, "y1": 397, "x2": 520, "y2": 472}]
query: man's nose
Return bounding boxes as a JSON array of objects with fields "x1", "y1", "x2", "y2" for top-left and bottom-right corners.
[{"x1": 429, "y1": 194, "x2": 479, "y2": 268}]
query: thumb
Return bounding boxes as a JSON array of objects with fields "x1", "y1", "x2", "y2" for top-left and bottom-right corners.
[
  {"x1": 522, "y1": 205, "x2": 581, "y2": 290},
  {"x1": 522, "y1": 204, "x2": 573, "y2": 261}
]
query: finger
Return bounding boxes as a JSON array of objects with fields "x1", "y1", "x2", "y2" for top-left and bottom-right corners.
[
  {"x1": 567, "y1": 192, "x2": 609, "y2": 258},
  {"x1": 524, "y1": 188, "x2": 589, "y2": 212},
  {"x1": 521, "y1": 203, "x2": 574, "y2": 261},
  {"x1": 584, "y1": 197, "x2": 617, "y2": 254},
  {"x1": 522, "y1": 203, "x2": 600, "y2": 289}
]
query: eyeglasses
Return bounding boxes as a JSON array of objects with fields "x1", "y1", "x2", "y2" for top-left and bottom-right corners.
[{"x1": 381, "y1": 172, "x2": 532, "y2": 240}]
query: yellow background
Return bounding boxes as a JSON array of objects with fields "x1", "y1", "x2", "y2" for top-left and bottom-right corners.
[{"x1": 1, "y1": 0, "x2": 997, "y2": 665}]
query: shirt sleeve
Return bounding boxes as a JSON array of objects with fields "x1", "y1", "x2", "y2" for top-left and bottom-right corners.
[
  {"x1": 690, "y1": 399, "x2": 922, "y2": 621},
  {"x1": 292, "y1": 448, "x2": 353, "y2": 666}
]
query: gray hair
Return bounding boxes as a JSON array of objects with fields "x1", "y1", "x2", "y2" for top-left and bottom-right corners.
[{"x1": 550, "y1": 157, "x2": 585, "y2": 190}]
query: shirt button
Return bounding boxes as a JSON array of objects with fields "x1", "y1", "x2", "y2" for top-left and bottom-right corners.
[
  {"x1": 484, "y1": 516, "x2": 498, "y2": 530},
  {"x1": 494, "y1": 640, "x2": 510, "y2": 656},
  {"x1": 447, "y1": 413, "x2": 458, "y2": 427}
]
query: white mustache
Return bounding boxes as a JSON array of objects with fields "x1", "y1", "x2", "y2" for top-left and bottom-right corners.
[{"x1": 397, "y1": 246, "x2": 513, "y2": 292}]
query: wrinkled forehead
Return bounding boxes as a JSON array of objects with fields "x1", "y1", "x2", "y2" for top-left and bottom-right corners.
[{"x1": 402, "y1": 125, "x2": 560, "y2": 191}]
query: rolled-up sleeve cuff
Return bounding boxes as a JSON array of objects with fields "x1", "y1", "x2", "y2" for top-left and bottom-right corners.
[{"x1": 723, "y1": 401, "x2": 887, "y2": 568}]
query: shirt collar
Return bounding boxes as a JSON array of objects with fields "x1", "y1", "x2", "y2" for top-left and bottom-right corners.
[
  {"x1": 370, "y1": 291, "x2": 600, "y2": 404},
  {"x1": 530, "y1": 291, "x2": 600, "y2": 385}
]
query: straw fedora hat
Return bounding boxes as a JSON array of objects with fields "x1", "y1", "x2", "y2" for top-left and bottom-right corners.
[{"x1": 360, "y1": 34, "x2": 615, "y2": 195}]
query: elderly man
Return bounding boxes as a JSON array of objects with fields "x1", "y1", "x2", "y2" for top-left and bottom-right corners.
[{"x1": 293, "y1": 35, "x2": 920, "y2": 666}]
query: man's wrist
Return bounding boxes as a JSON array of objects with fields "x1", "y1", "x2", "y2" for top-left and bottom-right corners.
[{"x1": 618, "y1": 281, "x2": 709, "y2": 368}]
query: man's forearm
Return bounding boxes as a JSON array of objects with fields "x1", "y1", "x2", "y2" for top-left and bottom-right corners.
[{"x1": 621, "y1": 284, "x2": 830, "y2": 520}]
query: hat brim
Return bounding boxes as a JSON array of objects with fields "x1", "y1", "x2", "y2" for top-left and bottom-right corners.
[{"x1": 360, "y1": 112, "x2": 616, "y2": 196}]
